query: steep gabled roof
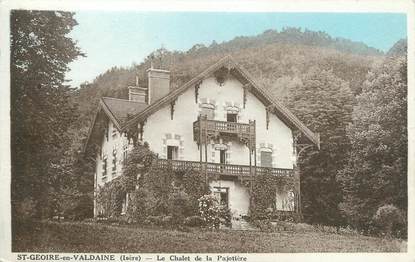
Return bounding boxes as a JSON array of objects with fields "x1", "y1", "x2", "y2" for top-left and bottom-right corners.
[
  {"x1": 101, "y1": 97, "x2": 149, "y2": 129},
  {"x1": 121, "y1": 55, "x2": 320, "y2": 147},
  {"x1": 83, "y1": 97, "x2": 149, "y2": 153}
]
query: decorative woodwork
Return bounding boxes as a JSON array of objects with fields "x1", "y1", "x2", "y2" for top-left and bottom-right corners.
[
  {"x1": 265, "y1": 105, "x2": 275, "y2": 130},
  {"x1": 170, "y1": 98, "x2": 176, "y2": 120},
  {"x1": 193, "y1": 117, "x2": 256, "y2": 149},
  {"x1": 243, "y1": 84, "x2": 251, "y2": 109},
  {"x1": 155, "y1": 158, "x2": 294, "y2": 178},
  {"x1": 139, "y1": 118, "x2": 147, "y2": 141},
  {"x1": 213, "y1": 67, "x2": 230, "y2": 86},
  {"x1": 194, "y1": 79, "x2": 203, "y2": 103}
]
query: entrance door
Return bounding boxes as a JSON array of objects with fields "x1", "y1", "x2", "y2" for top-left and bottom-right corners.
[
  {"x1": 167, "y1": 146, "x2": 178, "y2": 160},
  {"x1": 213, "y1": 187, "x2": 229, "y2": 207}
]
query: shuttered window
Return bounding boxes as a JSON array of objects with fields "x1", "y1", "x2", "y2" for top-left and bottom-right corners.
[
  {"x1": 200, "y1": 103, "x2": 215, "y2": 120},
  {"x1": 260, "y1": 151, "x2": 273, "y2": 168},
  {"x1": 201, "y1": 107, "x2": 214, "y2": 120},
  {"x1": 102, "y1": 158, "x2": 108, "y2": 182}
]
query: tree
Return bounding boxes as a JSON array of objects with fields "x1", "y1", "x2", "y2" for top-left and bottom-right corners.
[
  {"x1": 338, "y1": 42, "x2": 407, "y2": 232},
  {"x1": 287, "y1": 67, "x2": 353, "y2": 225},
  {"x1": 11, "y1": 10, "x2": 83, "y2": 219}
]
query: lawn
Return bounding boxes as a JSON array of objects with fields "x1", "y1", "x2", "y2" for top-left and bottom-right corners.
[{"x1": 12, "y1": 220, "x2": 406, "y2": 253}]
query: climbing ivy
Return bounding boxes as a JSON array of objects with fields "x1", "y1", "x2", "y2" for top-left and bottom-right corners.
[
  {"x1": 249, "y1": 173, "x2": 278, "y2": 220},
  {"x1": 123, "y1": 142, "x2": 156, "y2": 189},
  {"x1": 96, "y1": 143, "x2": 156, "y2": 218},
  {"x1": 96, "y1": 177, "x2": 125, "y2": 218},
  {"x1": 249, "y1": 172, "x2": 297, "y2": 221}
]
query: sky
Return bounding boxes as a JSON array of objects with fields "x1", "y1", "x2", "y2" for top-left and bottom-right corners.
[{"x1": 66, "y1": 12, "x2": 407, "y2": 88}]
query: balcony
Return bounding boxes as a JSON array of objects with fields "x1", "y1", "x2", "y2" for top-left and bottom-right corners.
[
  {"x1": 193, "y1": 117, "x2": 255, "y2": 147},
  {"x1": 155, "y1": 159, "x2": 293, "y2": 178}
]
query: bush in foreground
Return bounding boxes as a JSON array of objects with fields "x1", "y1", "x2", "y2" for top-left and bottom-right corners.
[
  {"x1": 373, "y1": 204, "x2": 406, "y2": 238},
  {"x1": 198, "y1": 194, "x2": 232, "y2": 229}
]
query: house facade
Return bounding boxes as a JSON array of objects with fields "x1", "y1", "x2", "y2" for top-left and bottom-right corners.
[{"x1": 85, "y1": 56, "x2": 320, "y2": 221}]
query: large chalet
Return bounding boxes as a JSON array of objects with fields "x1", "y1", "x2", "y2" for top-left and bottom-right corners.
[{"x1": 85, "y1": 56, "x2": 320, "y2": 221}]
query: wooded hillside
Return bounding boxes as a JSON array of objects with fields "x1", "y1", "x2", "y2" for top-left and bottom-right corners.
[{"x1": 73, "y1": 28, "x2": 383, "y2": 133}]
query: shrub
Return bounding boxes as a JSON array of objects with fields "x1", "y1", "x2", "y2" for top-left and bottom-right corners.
[
  {"x1": 183, "y1": 216, "x2": 206, "y2": 227},
  {"x1": 168, "y1": 190, "x2": 194, "y2": 225},
  {"x1": 65, "y1": 194, "x2": 93, "y2": 221},
  {"x1": 123, "y1": 143, "x2": 157, "y2": 190},
  {"x1": 96, "y1": 178, "x2": 125, "y2": 218},
  {"x1": 218, "y1": 206, "x2": 232, "y2": 228},
  {"x1": 373, "y1": 204, "x2": 405, "y2": 238},
  {"x1": 252, "y1": 219, "x2": 274, "y2": 232},
  {"x1": 144, "y1": 167, "x2": 174, "y2": 206},
  {"x1": 198, "y1": 194, "x2": 232, "y2": 229},
  {"x1": 198, "y1": 194, "x2": 221, "y2": 229},
  {"x1": 13, "y1": 197, "x2": 37, "y2": 221},
  {"x1": 144, "y1": 215, "x2": 171, "y2": 226},
  {"x1": 126, "y1": 188, "x2": 157, "y2": 223},
  {"x1": 291, "y1": 223, "x2": 315, "y2": 233},
  {"x1": 182, "y1": 170, "x2": 211, "y2": 215}
]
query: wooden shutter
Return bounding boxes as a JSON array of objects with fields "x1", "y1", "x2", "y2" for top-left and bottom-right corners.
[{"x1": 260, "y1": 151, "x2": 272, "y2": 168}]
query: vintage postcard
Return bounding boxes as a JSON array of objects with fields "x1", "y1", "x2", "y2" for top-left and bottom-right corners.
[{"x1": 0, "y1": 0, "x2": 413, "y2": 261}]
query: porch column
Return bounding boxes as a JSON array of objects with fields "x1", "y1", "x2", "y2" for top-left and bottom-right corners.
[{"x1": 293, "y1": 166, "x2": 302, "y2": 221}]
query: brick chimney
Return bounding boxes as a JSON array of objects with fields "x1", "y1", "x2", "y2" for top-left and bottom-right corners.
[
  {"x1": 147, "y1": 65, "x2": 170, "y2": 104},
  {"x1": 128, "y1": 75, "x2": 148, "y2": 103}
]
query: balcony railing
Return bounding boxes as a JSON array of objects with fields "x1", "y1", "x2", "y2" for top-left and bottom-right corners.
[
  {"x1": 193, "y1": 117, "x2": 255, "y2": 147},
  {"x1": 155, "y1": 159, "x2": 293, "y2": 178}
]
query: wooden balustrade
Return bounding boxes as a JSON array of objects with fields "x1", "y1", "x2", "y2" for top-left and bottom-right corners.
[
  {"x1": 193, "y1": 118, "x2": 255, "y2": 146},
  {"x1": 194, "y1": 119, "x2": 252, "y2": 134},
  {"x1": 155, "y1": 159, "x2": 293, "y2": 177}
]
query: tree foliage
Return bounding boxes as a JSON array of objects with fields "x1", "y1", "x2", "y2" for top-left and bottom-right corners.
[
  {"x1": 11, "y1": 10, "x2": 83, "y2": 219},
  {"x1": 287, "y1": 68, "x2": 353, "y2": 225},
  {"x1": 338, "y1": 52, "x2": 407, "y2": 232}
]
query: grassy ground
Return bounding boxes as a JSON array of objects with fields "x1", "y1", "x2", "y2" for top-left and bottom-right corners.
[{"x1": 12, "y1": 220, "x2": 406, "y2": 253}]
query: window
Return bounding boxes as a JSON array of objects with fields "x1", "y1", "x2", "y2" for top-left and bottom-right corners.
[
  {"x1": 276, "y1": 190, "x2": 295, "y2": 211},
  {"x1": 112, "y1": 150, "x2": 117, "y2": 174},
  {"x1": 167, "y1": 146, "x2": 178, "y2": 160},
  {"x1": 112, "y1": 127, "x2": 117, "y2": 137},
  {"x1": 260, "y1": 151, "x2": 273, "y2": 168},
  {"x1": 123, "y1": 145, "x2": 128, "y2": 165},
  {"x1": 227, "y1": 113, "x2": 237, "y2": 122},
  {"x1": 213, "y1": 187, "x2": 229, "y2": 207},
  {"x1": 102, "y1": 157, "x2": 107, "y2": 182},
  {"x1": 200, "y1": 104, "x2": 215, "y2": 120},
  {"x1": 219, "y1": 150, "x2": 226, "y2": 164}
]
